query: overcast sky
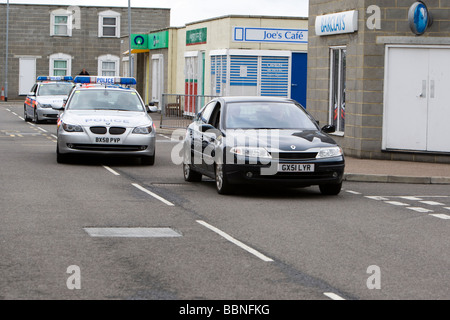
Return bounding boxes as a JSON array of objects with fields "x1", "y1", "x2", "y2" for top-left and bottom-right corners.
[{"x1": 0, "y1": 0, "x2": 309, "y2": 26}]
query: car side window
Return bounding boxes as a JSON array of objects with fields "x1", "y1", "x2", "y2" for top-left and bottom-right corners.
[
  {"x1": 208, "y1": 103, "x2": 221, "y2": 129},
  {"x1": 199, "y1": 101, "x2": 216, "y2": 124},
  {"x1": 30, "y1": 84, "x2": 37, "y2": 95}
]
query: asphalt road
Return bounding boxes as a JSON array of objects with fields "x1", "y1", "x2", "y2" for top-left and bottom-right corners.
[{"x1": 1, "y1": 102, "x2": 449, "y2": 303}]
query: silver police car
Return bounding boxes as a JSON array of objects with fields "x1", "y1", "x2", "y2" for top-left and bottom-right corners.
[
  {"x1": 54, "y1": 76, "x2": 156, "y2": 165},
  {"x1": 24, "y1": 76, "x2": 74, "y2": 123}
]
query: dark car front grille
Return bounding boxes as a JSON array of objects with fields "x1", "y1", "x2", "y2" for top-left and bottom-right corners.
[
  {"x1": 109, "y1": 127, "x2": 126, "y2": 135},
  {"x1": 273, "y1": 152, "x2": 318, "y2": 160},
  {"x1": 90, "y1": 126, "x2": 107, "y2": 134}
]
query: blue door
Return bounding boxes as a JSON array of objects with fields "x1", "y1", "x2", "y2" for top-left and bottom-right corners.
[{"x1": 291, "y1": 52, "x2": 308, "y2": 108}]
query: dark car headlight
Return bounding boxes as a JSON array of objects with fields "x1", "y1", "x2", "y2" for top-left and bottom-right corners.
[{"x1": 316, "y1": 147, "x2": 343, "y2": 159}]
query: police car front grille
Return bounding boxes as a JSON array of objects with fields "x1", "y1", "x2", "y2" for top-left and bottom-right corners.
[
  {"x1": 70, "y1": 144, "x2": 147, "y2": 152},
  {"x1": 90, "y1": 126, "x2": 107, "y2": 134},
  {"x1": 109, "y1": 127, "x2": 126, "y2": 135}
]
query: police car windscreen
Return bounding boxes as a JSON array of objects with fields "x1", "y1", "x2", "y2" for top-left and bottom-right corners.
[
  {"x1": 225, "y1": 102, "x2": 318, "y2": 130},
  {"x1": 38, "y1": 83, "x2": 74, "y2": 96},
  {"x1": 67, "y1": 90, "x2": 144, "y2": 111}
]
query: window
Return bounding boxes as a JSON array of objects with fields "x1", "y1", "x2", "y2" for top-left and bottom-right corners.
[
  {"x1": 329, "y1": 47, "x2": 346, "y2": 134},
  {"x1": 49, "y1": 53, "x2": 72, "y2": 76},
  {"x1": 98, "y1": 10, "x2": 121, "y2": 38},
  {"x1": 50, "y1": 9, "x2": 72, "y2": 36},
  {"x1": 98, "y1": 55, "x2": 120, "y2": 76}
]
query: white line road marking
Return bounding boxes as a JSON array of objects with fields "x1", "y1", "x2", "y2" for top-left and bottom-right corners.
[
  {"x1": 132, "y1": 183, "x2": 175, "y2": 206},
  {"x1": 37, "y1": 127, "x2": 48, "y2": 133},
  {"x1": 323, "y1": 292, "x2": 346, "y2": 300},
  {"x1": 102, "y1": 165, "x2": 120, "y2": 176},
  {"x1": 6, "y1": 108, "x2": 10, "y2": 111},
  {"x1": 429, "y1": 214, "x2": 450, "y2": 220},
  {"x1": 366, "y1": 196, "x2": 389, "y2": 201},
  {"x1": 407, "y1": 207, "x2": 433, "y2": 213},
  {"x1": 345, "y1": 190, "x2": 361, "y2": 195},
  {"x1": 18, "y1": 116, "x2": 24, "y2": 121},
  {"x1": 11, "y1": 112, "x2": 17, "y2": 116},
  {"x1": 419, "y1": 201, "x2": 445, "y2": 206},
  {"x1": 444, "y1": 207, "x2": 450, "y2": 211},
  {"x1": 385, "y1": 201, "x2": 409, "y2": 206},
  {"x1": 51, "y1": 134, "x2": 57, "y2": 139},
  {"x1": 196, "y1": 220, "x2": 274, "y2": 262},
  {"x1": 400, "y1": 196, "x2": 423, "y2": 201}
]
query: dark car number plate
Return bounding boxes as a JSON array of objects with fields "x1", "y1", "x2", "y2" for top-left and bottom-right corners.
[{"x1": 277, "y1": 164, "x2": 315, "y2": 172}]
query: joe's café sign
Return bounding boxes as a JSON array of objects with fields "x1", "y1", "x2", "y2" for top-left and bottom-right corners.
[{"x1": 315, "y1": 10, "x2": 358, "y2": 36}]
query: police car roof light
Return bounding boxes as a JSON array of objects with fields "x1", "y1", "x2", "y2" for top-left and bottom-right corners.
[
  {"x1": 37, "y1": 76, "x2": 74, "y2": 82},
  {"x1": 74, "y1": 76, "x2": 137, "y2": 85}
]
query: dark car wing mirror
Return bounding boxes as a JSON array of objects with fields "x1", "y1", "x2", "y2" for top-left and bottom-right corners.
[
  {"x1": 321, "y1": 124, "x2": 336, "y2": 133},
  {"x1": 200, "y1": 124, "x2": 222, "y2": 137}
]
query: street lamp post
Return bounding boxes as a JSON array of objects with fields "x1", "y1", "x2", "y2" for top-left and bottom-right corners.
[
  {"x1": 4, "y1": 0, "x2": 9, "y2": 102},
  {"x1": 128, "y1": 0, "x2": 132, "y2": 77}
]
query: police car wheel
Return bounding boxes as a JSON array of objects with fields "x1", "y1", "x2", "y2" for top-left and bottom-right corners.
[
  {"x1": 24, "y1": 106, "x2": 31, "y2": 122},
  {"x1": 34, "y1": 110, "x2": 41, "y2": 124},
  {"x1": 141, "y1": 154, "x2": 155, "y2": 166},
  {"x1": 56, "y1": 145, "x2": 69, "y2": 164}
]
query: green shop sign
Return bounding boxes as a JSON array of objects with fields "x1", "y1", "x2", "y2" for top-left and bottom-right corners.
[
  {"x1": 148, "y1": 30, "x2": 169, "y2": 49},
  {"x1": 186, "y1": 27, "x2": 207, "y2": 46},
  {"x1": 131, "y1": 34, "x2": 148, "y2": 49}
]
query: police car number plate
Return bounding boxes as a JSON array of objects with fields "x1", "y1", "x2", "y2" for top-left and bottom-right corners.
[
  {"x1": 95, "y1": 137, "x2": 121, "y2": 144},
  {"x1": 277, "y1": 164, "x2": 315, "y2": 172}
]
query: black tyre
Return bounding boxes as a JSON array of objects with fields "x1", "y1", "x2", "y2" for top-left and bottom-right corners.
[
  {"x1": 183, "y1": 163, "x2": 202, "y2": 182},
  {"x1": 215, "y1": 163, "x2": 232, "y2": 195},
  {"x1": 141, "y1": 154, "x2": 155, "y2": 165},
  {"x1": 24, "y1": 106, "x2": 31, "y2": 122},
  {"x1": 56, "y1": 145, "x2": 69, "y2": 164},
  {"x1": 34, "y1": 110, "x2": 41, "y2": 124},
  {"x1": 319, "y1": 182, "x2": 342, "y2": 195}
]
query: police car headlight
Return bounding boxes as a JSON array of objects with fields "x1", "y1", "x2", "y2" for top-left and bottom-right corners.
[
  {"x1": 62, "y1": 122, "x2": 83, "y2": 132},
  {"x1": 132, "y1": 126, "x2": 153, "y2": 134},
  {"x1": 230, "y1": 147, "x2": 272, "y2": 159},
  {"x1": 37, "y1": 102, "x2": 52, "y2": 108},
  {"x1": 316, "y1": 147, "x2": 343, "y2": 159}
]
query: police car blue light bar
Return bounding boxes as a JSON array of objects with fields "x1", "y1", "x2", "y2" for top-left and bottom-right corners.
[
  {"x1": 74, "y1": 76, "x2": 137, "y2": 85},
  {"x1": 37, "y1": 76, "x2": 74, "y2": 81}
]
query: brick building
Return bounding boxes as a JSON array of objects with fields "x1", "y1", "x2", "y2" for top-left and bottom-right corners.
[
  {"x1": 307, "y1": 0, "x2": 450, "y2": 163},
  {"x1": 0, "y1": 3, "x2": 170, "y2": 100}
]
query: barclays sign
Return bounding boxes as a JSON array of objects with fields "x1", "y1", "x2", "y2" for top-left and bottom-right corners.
[{"x1": 315, "y1": 10, "x2": 359, "y2": 36}]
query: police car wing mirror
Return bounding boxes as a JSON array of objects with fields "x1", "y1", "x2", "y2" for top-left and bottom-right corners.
[
  {"x1": 52, "y1": 105, "x2": 65, "y2": 111},
  {"x1": 147, "y1": 105, "x2": 158, "y2": 113},
  {"x1": 321, "y1": 124, "x2": 336, "y2": 133},
  {"x1": 28, "y1": 91, "x2": 35, "y2": 96}
]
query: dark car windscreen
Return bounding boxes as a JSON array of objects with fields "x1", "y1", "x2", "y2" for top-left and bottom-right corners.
[
  {"x1": 37, "y1": 83, "x2": 74, "y2": 96},
  {"x1": 224, "y1": 102, "x2": 319, "y2": 130},
  {"x1": 67, "y1": 90, "x2": 145, "y2": 112}
]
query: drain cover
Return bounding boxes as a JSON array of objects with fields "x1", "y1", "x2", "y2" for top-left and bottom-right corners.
[{"x1": 83, "y1": 227, "x2": 181, "y2": 238}]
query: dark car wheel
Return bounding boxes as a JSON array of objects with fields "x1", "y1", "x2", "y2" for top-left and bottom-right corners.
[
  {"x1": 215, "y1": 163, "x2": 232, "y2": 195},
  {"x1": 183, "y1": 163, "x2": 202, "y2": 182},
  {"x1": 319, "y1": 182, "x2": 342, "y2": 195}
]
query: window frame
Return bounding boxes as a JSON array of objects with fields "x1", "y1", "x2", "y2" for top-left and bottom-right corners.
[
  {"x1": 49, "y1": 53, "x2": 72, "y2": 77},
  {"x1": 328, "y1": 46, "x2": 347, "y2": 135},
  {"x1": 97, "y1": 54, "x2": 120, "y2": 76},
  {"x1": 98, "y1": 10, "x2": 121, "y2": 38},
  {"x1": 50, "y1": 9, "x2": 73, "y2": 37}
]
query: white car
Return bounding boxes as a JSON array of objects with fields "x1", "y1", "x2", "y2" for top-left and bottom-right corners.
[
  {"x1": 54, "y1": 76, "x2": 157, "y2": 165},
  {"x1": 24, "y1": 76, "x2": 74, "y2": 123}
]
